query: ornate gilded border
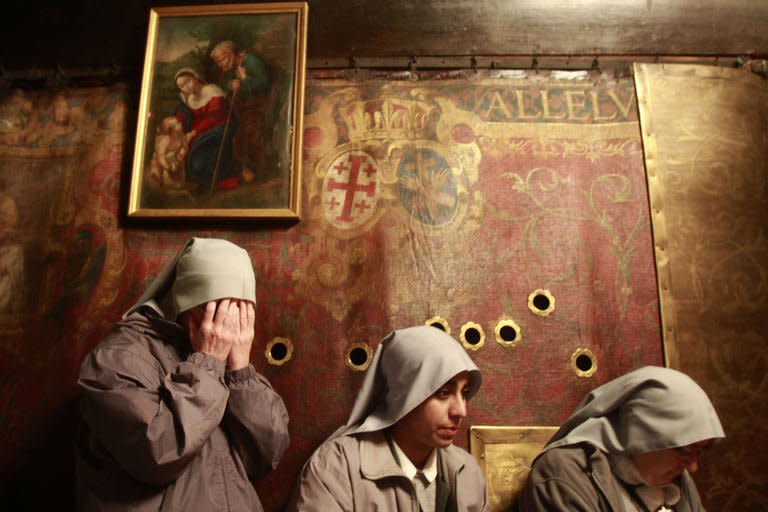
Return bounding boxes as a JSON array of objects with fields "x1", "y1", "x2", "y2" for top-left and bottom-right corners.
[{"x1": 633, "y1": 63, "x2": 677, "y2": 367}]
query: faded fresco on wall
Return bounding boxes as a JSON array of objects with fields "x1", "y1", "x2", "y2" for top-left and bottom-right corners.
[
  {"x1": 0, "y1": 86, "x2": 131, "y2": 507},
  {"x1": 0, "y1": 75, "x2": 667, "y2": 510}
]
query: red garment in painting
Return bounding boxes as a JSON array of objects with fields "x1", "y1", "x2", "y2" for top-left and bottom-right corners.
[
  {"x1": 175, "y1": 84, "x2": 239, "y2": 189},
  {"x1": 178, "y1": 93, "x2": 228, "y2": 149}
]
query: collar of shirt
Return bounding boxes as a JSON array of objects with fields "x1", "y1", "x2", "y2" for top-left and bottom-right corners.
[{"x1": 390, "y1": 439, "x2": 438, "y2": 483}]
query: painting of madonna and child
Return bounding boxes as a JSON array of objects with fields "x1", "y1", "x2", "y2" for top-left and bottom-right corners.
[{"x1": 128, "y1": 3, "x2": 308, "y2": 219}]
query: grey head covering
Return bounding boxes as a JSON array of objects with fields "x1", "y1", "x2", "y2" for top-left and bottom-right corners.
[
  {"x1": 123, "y1": 237, "x2": 256, "y2": 321},
  {"x1": 543, "y1": 366, "x2": 725, "y2": 456},
  {"x1": 333, "y1": 325, "x2": 482, "y2": 439}
]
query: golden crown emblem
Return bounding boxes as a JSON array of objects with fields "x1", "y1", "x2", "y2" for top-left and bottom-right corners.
[{"x1": 340, "y1": 98, "x2": 436, "y2": 142}]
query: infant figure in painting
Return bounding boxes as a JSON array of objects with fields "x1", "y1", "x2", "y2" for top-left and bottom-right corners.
[{"x1": 148, "y1": 116, "x2": 192, "y2": 191}]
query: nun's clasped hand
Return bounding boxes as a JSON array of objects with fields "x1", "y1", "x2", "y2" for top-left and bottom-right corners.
[
  {"x1": 185, "y1": 299, "x2": 256, "y2": 370},
  {"x1": 227, "y1": 300, "x2": 256, "y2": 370}
]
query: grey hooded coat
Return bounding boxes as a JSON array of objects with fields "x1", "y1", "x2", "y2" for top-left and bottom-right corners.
[
  {"x1": 520, "y1": 366, "x2": 724, "y2": 512},
  {"x1": 286, "y1": 325, "x2": 488, "y2": 512},
  {"x1": 76, "y1": 238, "x2": 289, "y2": 511}
]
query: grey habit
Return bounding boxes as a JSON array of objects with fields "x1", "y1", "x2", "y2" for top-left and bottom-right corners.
[
  {"x1": 337, "y1": 325, "x2": 482, "y2": 437},
  {"x1": 76, "y1": 237, "x2": 289, "y2": 512},
  {"x1": 543, "y1": 365, "x2": 724, "y2": 455},
  {"x1": 286, "y1": 325, "x2": 488, "y2": 512},
  {"x1": 520, "y1": 365, "x2": 725, "y2": 512},
  {"x1": 124, "y1": 236, "x2": 256, "y2": 319}
]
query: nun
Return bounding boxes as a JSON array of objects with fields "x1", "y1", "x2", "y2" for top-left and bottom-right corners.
[
  {"x1": 76, "y1": 237, "x2": 289, "y2": 512},
  {"x1": 519, "y1": 366, "x2": 725, "y2": 512},
  {"x1": 286, "y1": 325, "x2": 488, "y2": 511}
]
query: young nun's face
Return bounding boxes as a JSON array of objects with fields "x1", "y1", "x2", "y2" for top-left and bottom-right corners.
[
  {"x1": 629, "y1": 439, "x2": 712, "y2": 486},
  {"x1": 391, "y1": 371, "x2": 471, "y2": 465}
]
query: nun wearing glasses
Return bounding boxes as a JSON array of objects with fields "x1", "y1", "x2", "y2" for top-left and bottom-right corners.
[{"x1": 520, "y1": 366, "x2": 725, "y2": 512}]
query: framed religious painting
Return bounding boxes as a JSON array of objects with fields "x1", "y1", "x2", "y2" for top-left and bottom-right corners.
[{"x1": 127, "y1": 2, "x2": 308, "y2": 220}]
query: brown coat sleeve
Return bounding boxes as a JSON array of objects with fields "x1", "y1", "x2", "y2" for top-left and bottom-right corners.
[
  {"x1": 520, "y1": 445, "x2": 705, "y2": 512},
  {"x1": 519, "y1": 447, "x2": 603, "y2": 512},
  {"x1": 222, "y1": 365, "x2": 290, "y2": 481},
  {"x1": 78, "y1": 341, "x2": 229, "y2": 486},
  {"x1": 285, "y1": 437, "x2": 355, "y2": 511}
]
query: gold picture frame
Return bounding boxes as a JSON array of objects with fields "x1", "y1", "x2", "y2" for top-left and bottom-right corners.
[
  {"x1": 128, "y1": 2, "x2": 308, "y2": 220},
  {"x1": 469, "y1": 425, "x2": 558, "y2": 511}
]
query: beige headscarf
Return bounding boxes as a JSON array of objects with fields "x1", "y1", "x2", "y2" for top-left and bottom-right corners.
[
  {"x1": 123, "y1": 237, "x2": 256, "y2": 321},
  {"x1": 543, "y1": 366, "x2": 725, "y2": 455},
  {"x1": 333, "y1": 325, "x2": 482, "y2": 439}
]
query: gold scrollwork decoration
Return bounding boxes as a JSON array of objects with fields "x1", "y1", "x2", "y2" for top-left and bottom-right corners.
[
  {"x1": 345, "y1": 341, "x2": 373, "y2": 372},
  {"x1": 460, "y1": 321, "x2": 485, "y2": 351},
  {"x1": 570, "y1": 347, "x2": 597, "y2": 378},
  {"x1": 425, "y1": 315, "x2": 451, "y2": 335},
  {"x1": 494, "y1": 319, "x2": 522, "y2": 348},
  {"x1": 528, "y1": 289, "x2": 555, "y2": 317},
  {"x1": 265, "y1": 337, "x2": 294, "y2": 366}
]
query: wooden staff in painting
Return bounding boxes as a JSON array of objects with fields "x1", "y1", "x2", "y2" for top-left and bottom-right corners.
[
  {"x1": 172, "y1": 68, "x2": 242, "y2": 195},
  {"x1": 209, "y1": 87, "x2": 238, "y2": 196},
  {"x1": 209, "y1": 40, "x2": 273, "y2": 187}
]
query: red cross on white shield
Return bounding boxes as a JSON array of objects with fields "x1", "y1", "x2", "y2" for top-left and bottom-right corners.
[{"x1": 322, "y1": 150, "x2": 380, "y2": 229}]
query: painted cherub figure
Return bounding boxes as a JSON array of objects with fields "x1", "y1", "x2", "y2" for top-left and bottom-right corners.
[{"x1": 148, "y1": 116, "x2": 193, "y2": 190}]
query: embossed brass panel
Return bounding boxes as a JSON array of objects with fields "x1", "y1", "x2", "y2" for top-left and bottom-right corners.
[
  {"x1": 635, "y1": 63, "x2": 768, "y2": 511},
  {"x1": 469, "y1": 426, "x2": 558, "y2": 512}
]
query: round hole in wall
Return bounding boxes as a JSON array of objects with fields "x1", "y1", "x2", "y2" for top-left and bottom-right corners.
[
  {"x1": 500, "y1": 325, "x2": 517, "y2": 342},
  {"x1": 265, "y1": 337, "x2": 293, "y2": 366},
  {"x1": 465, "y1": 328, "x2": 481, "y2": 345},
  {"x1": 528, "y1": 289, "x2": 556, "y2": 317},
  {"x1": 459, "y1": 322, "x2": 485, "y2": 351},
  {"x1": 349, "y1": 347, "x2": 368, "y2": 366},
  {"x1": 532, "y1": 294, "x2": 550, "y2": 311},
  {"x1": 570, "y1": 348, "x2": 597, "y2": 378},
  {"x1": 494, "y1": 319, "x2": 522, "y2": 348},
  {"x1": 425, "y1": 315, "x2": 451, "y2": 335},
  {"x1": 270, "y1": 341, "x2": 288, "y2": 361},
  {"x1": 345, "y1": 342, "x2": 373, "y2": 372},
  {"x1": 575, "y1": 354, "x2": 592, "y2": 372}
]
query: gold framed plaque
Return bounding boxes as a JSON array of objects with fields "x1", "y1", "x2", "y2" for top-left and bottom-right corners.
[{"x1": 469, "y1": 425, "x2": 558, "y2": 511}]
